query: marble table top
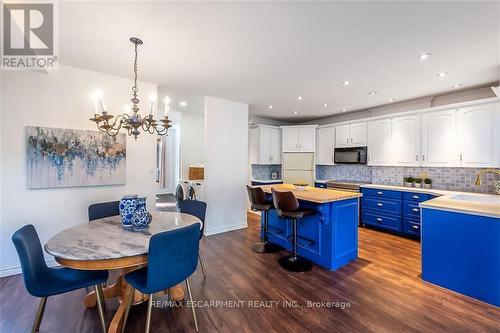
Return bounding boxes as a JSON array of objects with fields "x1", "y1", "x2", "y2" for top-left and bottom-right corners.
[{"x1": 45, "y1": 211, "x2": 202, "y2": 261}]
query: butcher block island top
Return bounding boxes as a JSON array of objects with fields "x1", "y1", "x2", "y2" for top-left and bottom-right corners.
[{"x1": 258, "y1": 183, "x2": 362, "y2": 204}]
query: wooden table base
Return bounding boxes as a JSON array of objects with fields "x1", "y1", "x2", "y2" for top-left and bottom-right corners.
[{"x1": 84, "y1": 269, "x2": 184, "y2": 333}]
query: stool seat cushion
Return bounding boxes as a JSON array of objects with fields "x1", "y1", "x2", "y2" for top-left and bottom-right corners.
[
  {"x1": 276, "y1": 208, "x2": 315, "y2": 219},
  {"x1": 251, "y1": 203, "x2": 272, "y2": 211}
]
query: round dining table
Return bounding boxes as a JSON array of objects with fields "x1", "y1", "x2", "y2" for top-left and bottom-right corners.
[{"x1": 45, "y1": 211, "x2": 202, "y2": 333}]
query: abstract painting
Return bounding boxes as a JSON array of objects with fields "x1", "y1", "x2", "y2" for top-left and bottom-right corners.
[{"x1": 26, "y1": 126, "x2": 126, "y2": 188}]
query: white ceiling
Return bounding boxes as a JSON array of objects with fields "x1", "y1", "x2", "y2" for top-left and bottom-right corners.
[{"x1": 59, "y1": 1, "x2": 500, "y2": 122}]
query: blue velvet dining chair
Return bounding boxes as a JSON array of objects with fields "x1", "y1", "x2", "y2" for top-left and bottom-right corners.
[
  {"x1": 121, "y1": 223, "x2": 201, "y2": 333},
  {"x1": 179, "y1": 200, "x2": 207, "y2": 278},
  {"x1": 88, "y1": 200, "x2": 120, "y2": 221},
  {"x1": 12, "y1": 225, "x2": 109, "y2": 333}
]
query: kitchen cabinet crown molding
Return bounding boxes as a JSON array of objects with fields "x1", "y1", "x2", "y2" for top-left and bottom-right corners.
[{"x1": 315, "y1": 97, "x2": 500, "y2": 128}]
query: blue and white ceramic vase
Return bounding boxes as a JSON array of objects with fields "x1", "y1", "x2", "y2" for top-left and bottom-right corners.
[
  {"x1": 132, "y1": 197, "x2": 152, "y2": 231},
  {"x1": 119, "y1": 194, "x2": 138, "y2": 229}
]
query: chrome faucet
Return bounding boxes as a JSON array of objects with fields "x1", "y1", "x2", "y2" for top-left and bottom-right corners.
[{"x1": 475, "y1": 168, "x2": 500, "y2": 194}]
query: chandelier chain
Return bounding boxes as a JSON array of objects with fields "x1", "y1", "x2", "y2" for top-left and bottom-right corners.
[{"x1": 132, "y1": 42, "x2": 139, "y2": 98}]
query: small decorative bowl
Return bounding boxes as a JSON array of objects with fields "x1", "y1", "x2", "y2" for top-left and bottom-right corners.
[{"x1": 294, "y1": 184, "x2": 308, "y2": 191}]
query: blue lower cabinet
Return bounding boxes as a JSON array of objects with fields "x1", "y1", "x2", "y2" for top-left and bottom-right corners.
[
  {"x1": 403, "y1": 201, "x2": 421, "y2": 219},
  {"x1": 263, "y1": 198, "x2": 359, "y2": 271},
  {"x1": 403, "y1": 218, "x2": 420, "y2": 236},
  {"x1": 361, "y1": 187, "x2": 437, "y2": 237},
  {"x1": 362, "y1": 197, "x2": 402, "y2": 215},
  {"x1": 362, "y1": 211, "x2": 401, "y2": 231},
  {"x1": 422, "y1": 208, "x2": 499, "y2": 307}
]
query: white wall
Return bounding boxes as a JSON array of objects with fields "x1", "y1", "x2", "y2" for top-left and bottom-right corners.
[
  {"x1": 0, "y1": 65, "x2": 158, "y2": 276},
  {"x1": 204, "y1": 97, "x2": 248, "y2": 235},
  {"x1": 180, "y1": 112, "x2": 205, "y2": 179}
]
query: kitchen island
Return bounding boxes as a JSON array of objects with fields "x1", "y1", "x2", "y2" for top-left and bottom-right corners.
[{"x1": 258, "y1": 184, "x2": 362, "y2": 271}]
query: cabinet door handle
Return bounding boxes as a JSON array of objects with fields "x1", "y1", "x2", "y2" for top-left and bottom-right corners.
[
  {"x1": 412, "y1": 195, "x2": 419, "y2": 199},
  {"x1": 416, "y1": 155, "x2": 419, "y2": 161},
  {"x1": 346, "y1": 138, "x2": 349, "y2": 144},
  {"x1": 351, "y1": 138, "x2": 353, "y2": 144},
  {"x1": 377, "y1": 203, "x2": 383, "y2": 207},
  {"x1": 422, "y1": 154, "x2": 425, "y2": 162},
  {"x1": 412, "y1": 225, "x2": 419, "y2": 230},
  {"x1": 377, "y1": 191, "x2": 383, "y2": 195},
  {"x1": 412, "y1": 208, "x2": 419, "y2": 212},
  {"x1": 376, "y1": 218, "x2": 383, "y2": 222}
]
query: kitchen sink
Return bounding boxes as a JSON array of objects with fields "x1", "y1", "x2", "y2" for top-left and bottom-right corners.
[{"x1": 450, "y1": 194, "x2": 500, "y2": 204}]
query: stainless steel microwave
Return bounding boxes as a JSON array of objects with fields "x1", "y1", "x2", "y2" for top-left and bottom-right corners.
[{"x1": 334, "y1": 147, "x2": 368, "y2": 164}]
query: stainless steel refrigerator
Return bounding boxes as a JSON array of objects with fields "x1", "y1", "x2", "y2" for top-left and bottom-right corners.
[{"x1": 282, "y1": 152, "x2": 315, "y2": 185}]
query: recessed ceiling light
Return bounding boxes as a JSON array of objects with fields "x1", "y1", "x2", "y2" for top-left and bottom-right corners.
[
  {"x1": 179, "y1": 101, "x2": 187, "y2": 107},
  {"x1": 452, "y1": 84, "x2": 463, "y2": 89},
  {"x1": 293, "y1": 111, "x2": 298, "y2": 115},
  {"x1": 268, "y1": 105, "x2": 273, "y2": 109},
  {"x1": 436, "y1": 72, "x2": 448, "y2": 77},
  {"x1": 388, "y1": 98, "x2": 395, "y2": 103},
  {"x1": 368, "y1": 91, "x2": 378, "y2": 95},
  {"x1": 323, "y1": 103, "x2": 328, "y2": 107},
  {"x1": 340, "y1": 108, "x2": 347, "y2": 112},
  {"x1": 342, "y1": 80, "x2": 350, "y2": 86},
  {"x1": 419, "y1": 53, "x2": 431, "y2": 60},
  {"x1": 297, "y1": 96, "x2": 303, "y2": 101}
]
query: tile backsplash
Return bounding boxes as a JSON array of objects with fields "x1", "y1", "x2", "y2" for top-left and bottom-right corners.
[
  {"x1": 316, "y1": 165, "x2": 372, "y2": 182},
  {"x1": 317, "y1": 165, "x2": 498, "y2": 193},
  {"x1": 252, "y1": 164, "x2": 282, "y2": 180}
]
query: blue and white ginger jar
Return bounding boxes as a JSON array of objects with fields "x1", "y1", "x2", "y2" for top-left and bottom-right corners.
[{"x1": 119, "y1": 194, "x2": 138, "y2": 229}]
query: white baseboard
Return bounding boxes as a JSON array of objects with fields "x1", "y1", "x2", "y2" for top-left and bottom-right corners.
[
  {"x1": 205, "y1": 222, "x2": 248, "y2": 236},
  {"x1": 0, "y1": 259, "x2": 59, "y2": 278}
]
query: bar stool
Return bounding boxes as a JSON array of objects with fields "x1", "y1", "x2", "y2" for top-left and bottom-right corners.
[
  {"x1": 272, "y1": 188, "x2": 315, "y2": 272},
  {"x1": 246, "y1": 185, "x2": 281, "y2": 253}
]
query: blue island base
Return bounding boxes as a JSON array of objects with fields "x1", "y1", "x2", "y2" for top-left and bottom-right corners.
[{"x1": 261, "y1": 197, "x2": 359, "y2": 271}]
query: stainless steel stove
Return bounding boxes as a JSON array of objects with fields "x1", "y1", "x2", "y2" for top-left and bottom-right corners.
[{"x1": 325, "y1": 180, "x2": 371, "y2": 192}]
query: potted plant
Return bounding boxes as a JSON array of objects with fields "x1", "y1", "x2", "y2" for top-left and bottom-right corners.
[
  {"x1": 414, "y1": 178, "x2": 422, "y2": 188},
  {"x1": 423, "y1": 178, "x2": 432, "y2": 189},
  {"x1": 404, "y1": 176, "x2": 414, "y2": 187}
]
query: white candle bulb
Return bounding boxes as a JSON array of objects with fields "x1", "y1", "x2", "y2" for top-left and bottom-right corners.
[
  {"x1": 164, "y1": 96, "x2": 171, "y2": 116},
  {"x1": 91, "y1": 90, "x2": 103, "y2": 113},
  {"x1": 148, "y1": 94, "x2": 156, "y2": 115}
]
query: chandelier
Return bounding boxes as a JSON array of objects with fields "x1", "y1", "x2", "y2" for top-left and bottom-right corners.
[{"x1": 89, "y1": 37, "x2": 171, "y2": 139}]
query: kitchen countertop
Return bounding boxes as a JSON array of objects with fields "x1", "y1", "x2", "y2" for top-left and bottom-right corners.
[
  {"x1": 251, "y1": 179, "x2": 283, "y2": 183},
  {"x1": 258, "y1": 183, "x2": 361, "y2": 204},
  {"x1": 360, "y1": 184, "x2": 457, "y2": 196},
  {"x1": 360, "y1": 184, "x2": 500, "y2": 218}
]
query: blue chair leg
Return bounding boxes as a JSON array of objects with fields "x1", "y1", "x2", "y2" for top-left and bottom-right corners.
[{"x1": 31, "y1": 297, "x2": 47, "y2": 333}]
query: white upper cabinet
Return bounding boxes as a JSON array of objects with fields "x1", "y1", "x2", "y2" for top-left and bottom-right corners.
[
  {"x1": 335, "y1": 123, "x2": 366, "y2": 148},
  {"x1": 282, "y1": 127, "x2": 300, "y2": 152},
  {"x1": 282, "y1": 126, "x2": 317, "y2": 152},
  {"x1": 391, "y1": 115, "x2": 421, "y2": 166},
  {"x1": 248, "y1": 125, "x2": 281, "y2": 164},
  {"x1": 270, "y1": 127, "x2": 282, "y2": 164},
  {"x1": 350, "y1": 122, "x2": 367, "y2": 146},
  {"x1": 335, "y1": 125, "x2": 350, "y2": 148},
  {"x1": 421, "y1": 110, "x2": 457, "y2": 167},
  {"x1": 367, "y1": 119, "x2": 391, "y2": 165},
  {"x1": 316, "y1": 126, "x2": 335, "y2": 165},
  {"x1": 458, "y1": 103, "x2": 500, "y2": 167}
]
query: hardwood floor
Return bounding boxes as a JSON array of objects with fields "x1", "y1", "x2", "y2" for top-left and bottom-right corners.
[{"x1": 1, "y1": 212, "x2": 498, "y2": 333}]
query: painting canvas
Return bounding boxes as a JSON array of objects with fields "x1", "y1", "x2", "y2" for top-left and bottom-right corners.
[{"x1": 26, "y1": 126, "x2": 126, "y2": 188}]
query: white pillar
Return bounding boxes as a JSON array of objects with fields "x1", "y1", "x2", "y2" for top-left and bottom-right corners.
[{"x1": 204, "y1": 96, "x2": 249, "y2": 235}]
